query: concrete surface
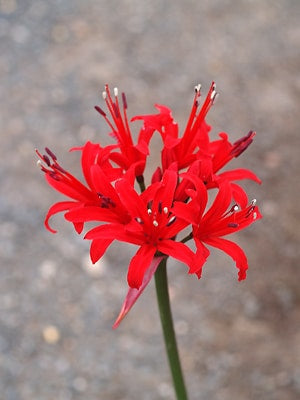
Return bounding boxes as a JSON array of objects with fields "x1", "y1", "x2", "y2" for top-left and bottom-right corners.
[{"x1": 0, "y1": 0, "x2": 299, "y2": 399}]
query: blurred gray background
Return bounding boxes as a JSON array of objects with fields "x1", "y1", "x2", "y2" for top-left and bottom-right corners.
[{"x1": 0, "y1": 0, "x2": 299, "y2": 399}]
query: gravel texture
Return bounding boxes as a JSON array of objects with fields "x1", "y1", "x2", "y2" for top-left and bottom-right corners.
[{"x1": 1, "y1": 0, "x2": 300, "y2": 399}]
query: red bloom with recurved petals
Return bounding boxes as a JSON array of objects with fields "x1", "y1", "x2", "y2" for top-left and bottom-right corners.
[
  {"x1": 36, "y1": 141, "x2": 129, "y2": 234},
  {"x1": 134, "y1": 83, "x2": 261, "y2": 195},
  {"x1": 85, "y1": 169, "x2": 196, "y2": 289},
  {"x1": 37, "y1": 82, "x2": 262, "y2": 328},
  {"x1": 173, "y1": 174, "x2": 262, "y2": 280}
]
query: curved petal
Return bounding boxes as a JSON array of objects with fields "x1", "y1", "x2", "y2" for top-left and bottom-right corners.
[
  {"x1": 202, "y1": 181, "x2": 232, "y2": 223},
  {"x1": 113, "y1": 256, "x2": 164, "y2": 329},
  {"x1": 45, "y1": 171, "x2": 94, "y2": 202},
  {"x1": 44, "y1": 201, "x2": 79, "y2": 233},
  {"x1": 157, "y1": 239, "x2": 195, "y2": 270},
  {"x1": 230, "y1": 183, "x2": 249, "y2": 208},
  {"x1": 204, "y1": 237, "x2": 248, "y2": 281},
  {"x1": 65, "y1": 206, "x2": 128, "y2": 224},
  {"x1": 192, "y1": 237, "x2": 210, "y2": 277},
  {"x1": 218, "y1": 168, "x2": 261, "y2": 184},
  {"x1": 85, "y1": 223, "x2": 143, "y2": 245},
  {"x1": 90, "y1": 238, "x2": 114, "y2": 263},
  {"x1": 115, "y1": 179, "x2": 146, "y2": 220},
  {"x1": 127, "y1": 245, "x2": 156, "y2": 289}
]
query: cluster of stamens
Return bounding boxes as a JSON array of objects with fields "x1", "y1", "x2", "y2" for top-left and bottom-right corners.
[
  {"x1": 36, "y1": 148, "x2": 66, "y2": 180},
  {"x1": 94, "y1": 85, "x2": 130, "y2": 147},
  {"x1": 194, "y1": 82, "x2": 218, "y2": 106},
  {"x1": 134, "y1": 202, "x2": 177, "y2": 229},
  {"x1": 231, "y1": 131, "x2": 256, "y2": 158},
  {"x1": 225, "y1": 198, "x2": 258, "y2": 229},
  {"x1": 98, "y1": 193, "x2": 116, "y2": 208}
]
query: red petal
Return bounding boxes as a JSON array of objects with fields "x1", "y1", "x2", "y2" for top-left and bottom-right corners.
[
  {"x1": 157, "y1": 239, "x2": 195, "y2": 270},
  {"x1": 112, "y1": 256, "x2": 164, "y2": 329},
  {"x1": 202, "y1": 181, "x2": 232, "y2": 223},
  {"x1": 65, "y1": 206, "x2": 127, "y2": 224},
  {"x1": 204, "y1": 237, "x2": 248, "y2": 280},
  {"x1": 45, "y1": 171, "x2": 93, "y2": 202},
  {"x1": 127, "y1": 245, "x2": 157, "y2": 289},
  {"x1": 218, "y1": 168, "x2": 262, "y2": 184},
  {"x1": 44, "y1": 201, "x2": 78, "y2": 233},
  {"x1": 115, "y1": 179, "x2": 147, "y2": 220},
  {"x1": 191, "y1": 237, "x2": 210, "y2": 277},
  {"x1": 230, "y1": 183, "x2": 249, "y2": 208},
  {"x1": 90, "y1": 238, "x2": 113, "y2": 263}
]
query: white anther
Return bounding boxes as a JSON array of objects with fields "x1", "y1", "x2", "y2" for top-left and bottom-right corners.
[
  {"x1": 114, "y1": 87, "x2": 118, "y2": 97},
  {"x1": 147, "y1": 209, "x2": 152, "y2": 215},
  {"x1": 135, "y1": 217, "x2": 143, "y2": 224},
  {"x1": 212, "y1": 92, "x2": 219, "y2": 104},
  {"x1": 233, "y1": 205, "x2": 239, "y2": 212},
  {"x1": 163, "y1": 207, "x2": 168, "y2": 214},
  {"x1": 102, "y1": 91, "x2": 107, "y2": 100},
  {"x1": 251, "y1": 199, "x2": 257, "y2": 206},
  {"x1": 194, "y1": 84, "x2": 201, "y2": 93},
  {"x1": 153, "y1": 220, "x2": 159, "y2": 227},
  {"x1": 36, "y1": 160, "x2": 42, "y2": 167},
  {"x1": 253, "y1": 212, "x2": 257, "y2": 220},
  {"x1": 210, "y1": 90, "x2": 218, "y2": 101},
  {"x1": 167, "y1": 216, "x2": 176, "y2": 226}
]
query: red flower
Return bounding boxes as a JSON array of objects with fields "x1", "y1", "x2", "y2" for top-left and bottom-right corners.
[
  {"x1": 85, "y1": 169, "x2": 196, "y2": 289},
  {"x1": 36, "y1": 141, "x2": 129, "y2": 234},
  {"x1": 133, "y1": 83, "x2": 261, "y2": 190},
  {"x1": 133, "y1": 83, "x2": 217, "y2": 171},
  {"x1": 37, "y1": 82, "x2": 262, "y2": 327},
  {"x1": 173, "y1": 174, "x2": 262, "y2": 280}
]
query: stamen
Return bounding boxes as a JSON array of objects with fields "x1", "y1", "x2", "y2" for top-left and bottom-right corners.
[
  {"x1": 194, "y1": 84, "x2": 201, "y2": 93},
  {"x1": 37, "y1": 159, "x2": 42, "y2": 168},
  {"x1": 163, "y1": 207, "x2": 168, "y2": 214},
  {"x1": 54, "y1": 164, "x2": 67, "y2": 174},
  {"x1": 112, "y1": 103, "x2": 120, "y2": 118},
  {"x1": 45, "y1": 147, "x2": 57, "y2": 161},
  {"x1": 166, "y1": 215, "x2": 176, "y2": 226},
  {"x1": 228, "y1": 223, "x2": 239, "y2": 228},
  {"x1": 42, "y1": 154, "x2": 51, "y2": 166},
  {"x1": 135, "y1": 217, "x2": 143, "y2": 224},
  {"x1": 211, "y1": 92, "x2": 219, "y2": 104},
  {"x1": 49, "y1": 172, "x2": 60, "y2": 181},
  {"x1": 122, "y1": 92, "x2": 128, "y2": 109},
  {"x1": 147, "y1": 209, "x2": 152, "y2": 215},
  {"x1": 153, "y1": 220, "x2": 159, "y2": 227},
  {"x1": 158, "y1": 202, "x2": 162, "y2": 214},
  {"x1": 98, "y1": 193, "x2": 116, "y2": 208},
  {"x1": 210, "y1": 90, "x2": 217, "y2": 100},
  {"x1": 224, "y1": 204, "x2": 239, "y2": 217},
  {"x1": 102, "y1": 91, "x2": 107, "y2": 100},
  {"x1": 251, "y1": 199, "x2": 257, "y2": 206},
  {"x1": 113, "y1": 87, "x2": 118, "y2": 97},
  {"x1": 94, "y1": 105, "x2": 106, "y2": 117}
]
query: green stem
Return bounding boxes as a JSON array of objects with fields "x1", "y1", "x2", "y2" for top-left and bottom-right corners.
[{"x1": 154, "y1": 258, "x2": 189, "y2": 400}]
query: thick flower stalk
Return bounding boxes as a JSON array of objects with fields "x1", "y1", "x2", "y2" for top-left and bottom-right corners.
[{"x1": 37, "y1": 83, "x2": 262, "y2": 399}]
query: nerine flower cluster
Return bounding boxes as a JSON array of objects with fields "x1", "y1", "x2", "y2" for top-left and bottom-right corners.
[{"x1": 37, "y1": 83, "x2": 262, "y2": 327}]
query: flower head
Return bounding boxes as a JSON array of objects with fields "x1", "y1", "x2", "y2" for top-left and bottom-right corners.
[
  {"x1": 173, "y1": 174, "x2": 262, "y2": 280},
  {"x1": 85, "y1": 169, "x2": 196, "y2": 289},
  {"x1": 37, "y1": 82, "x2": 262, "y2": 327}
]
